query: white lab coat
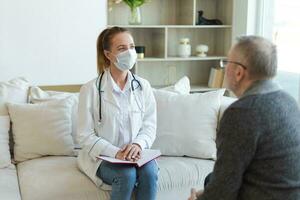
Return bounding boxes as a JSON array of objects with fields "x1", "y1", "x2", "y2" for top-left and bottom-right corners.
[{"x1": 76, "y1": 69, "x2": 157, "y2": 187}]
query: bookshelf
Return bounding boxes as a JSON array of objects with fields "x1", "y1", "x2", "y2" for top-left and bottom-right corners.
[{"x1": 107, "y1": 0, "x2": 234, "y2": 92}]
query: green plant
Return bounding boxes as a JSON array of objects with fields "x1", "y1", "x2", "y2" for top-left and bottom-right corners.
[
  {"x1": 122, "y1": 0, "x2": 148, "y2": 9},
  {"x1": 108, "y1": 0, "x2": 150, "y2": 12}
]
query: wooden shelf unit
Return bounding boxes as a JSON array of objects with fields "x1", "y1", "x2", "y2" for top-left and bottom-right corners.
[{"x1": 107, "y1": 0, "x2": 234, "y2": 92}]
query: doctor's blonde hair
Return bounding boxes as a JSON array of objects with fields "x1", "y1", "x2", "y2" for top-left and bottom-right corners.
[{"x1": 97, "y1": 26, "x2": 130, "y2": 74}]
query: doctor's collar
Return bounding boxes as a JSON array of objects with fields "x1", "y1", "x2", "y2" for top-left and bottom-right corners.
[{"x1": 108, "y1": 69, "x2": 132, "y2": 93}]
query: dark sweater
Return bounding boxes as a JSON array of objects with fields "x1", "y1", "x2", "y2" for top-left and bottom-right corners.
[{"x1": 199, "y1": 80, "x2": 300, "y2": 200}]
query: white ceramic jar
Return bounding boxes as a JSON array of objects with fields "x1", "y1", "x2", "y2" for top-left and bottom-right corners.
[
  {"x1": 196, "y1": 44, "x2": 209, "y2": 57},
  {"x1": 178, "y1": 38, "x2": 191, "y2": 58}
]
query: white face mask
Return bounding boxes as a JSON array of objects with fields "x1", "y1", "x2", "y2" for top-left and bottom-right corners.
[{"x1": 113, "y1": 49, "x2": 137, "y2": 71}]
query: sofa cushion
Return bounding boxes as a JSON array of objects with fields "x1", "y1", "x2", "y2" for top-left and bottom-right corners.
[
  {"x1": 156, "y1": 156, "x2": 214, "y2": 190},
  {"x1": 17, "y1": 156, "x2": 104, "y2": 200},
  {"x1": 159, "y1": 76, "x2": 191, "y2": 94},
  {"x1": 17, "y1": 156, "x2": 214, "y2": 200},
  {"x1": 7, "y1": 97, "x2": 75, "y2": 162},
  {"x1": 152, "y1": 89, "x2": 225, "y2": 159},
  {"x1": 0, "y1": 77, "x2": 29, "y2": 116},
  {"x1": 0, "y1": 165, "x2": 21, "y2": 200},
  {"x1": 29, "y1": 86, "x2": 80, "y2": 147},
  {"x1": 0, "y1": 77, "x2": 30, "y2": 164}
]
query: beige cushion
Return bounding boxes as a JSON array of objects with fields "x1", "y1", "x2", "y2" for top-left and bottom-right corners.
[
  {"x1": 0, "y1": 165, "x2": 21, "y2": 200},
  {"x1": 29, "y1": 86, "x2": 80, "y2": 147},
  {"x1": 0, "y1": 77, "x2": 30, "y2": 164},
  {"x1": 17, "y1": 156, "x2": 214, "y2": 200},
  {"x1": 17, "y1": 156, "x2": 105, "y2": 200},
  {"x1": 7, "y1": 97, "x2": 75, "y2": 162},
  {"x1": 152, "y1": 89, "x2": 225, "y2": 159},
  {"x1": 0, "y1": 77, "x2": 29, "y2": 115},
  {"x1": 156, "y1": 156, "x2": 214, "y2": 190},
  {"x1": 160, "y1": 76, "x2": 191, "y2": 94}
]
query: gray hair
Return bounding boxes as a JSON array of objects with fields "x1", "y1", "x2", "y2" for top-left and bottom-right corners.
[{"x1": 234, "y1": 35, "x2": 277, "y2": 79}]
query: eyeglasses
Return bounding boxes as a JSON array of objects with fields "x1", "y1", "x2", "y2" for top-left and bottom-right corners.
[{"x1": 220, "y1": 59, "x2": 247, "y2": 70}]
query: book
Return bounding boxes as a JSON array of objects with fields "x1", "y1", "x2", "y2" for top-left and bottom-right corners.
[
  {"x1": 97, "y1": 149, "x2": 161, "y2": 167},
  {"x1": 208, "y1": 67, "x2": 225, "y2": 88}
]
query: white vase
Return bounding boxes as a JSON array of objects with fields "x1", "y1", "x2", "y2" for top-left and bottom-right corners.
[
  {"x1": 178, "y1": 38, "x2": 191, "y2": 57},
  {"x1": 129, "y1": 7, "x2": 142, "y2": 25}
]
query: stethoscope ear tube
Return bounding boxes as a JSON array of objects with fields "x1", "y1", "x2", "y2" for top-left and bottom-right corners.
[{"x1": 96, "y1": 72, "x2": 104, "y2": 122}]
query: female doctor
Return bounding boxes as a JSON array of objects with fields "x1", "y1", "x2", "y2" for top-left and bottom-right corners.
[{"x1": 77, "y1": 26, "x2": 158, "y2": 200}]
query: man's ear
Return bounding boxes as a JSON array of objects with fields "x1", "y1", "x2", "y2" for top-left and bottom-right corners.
[{"x1": 235, "y1": 66, "x2": 246, "y2": 82}]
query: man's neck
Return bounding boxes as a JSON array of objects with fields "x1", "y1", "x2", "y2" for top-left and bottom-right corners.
[{"x1": 234, "y1": 79, "x2": 255, "y2": 98}]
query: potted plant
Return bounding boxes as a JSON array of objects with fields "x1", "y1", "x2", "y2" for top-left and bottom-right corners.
[{"x1": 109, "y1": 0, "x2": 150, "y2": 25}]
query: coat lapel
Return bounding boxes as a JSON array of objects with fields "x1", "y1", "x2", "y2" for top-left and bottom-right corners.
[{"x1": 101, "y1": 70, "x2": 120, "y2": 109}]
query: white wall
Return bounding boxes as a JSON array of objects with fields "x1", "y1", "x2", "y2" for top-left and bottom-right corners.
[
  {"x1": 0, "y1": 0, "x2": 107, "y2": 85},
  {"x1": 232, "y1": 0, "x2": 260, "y2": 41}
]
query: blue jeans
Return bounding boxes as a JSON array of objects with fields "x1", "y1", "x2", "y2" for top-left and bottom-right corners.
[{"x1": 96, "y1": 160, "x2": 159, "y2": 200}]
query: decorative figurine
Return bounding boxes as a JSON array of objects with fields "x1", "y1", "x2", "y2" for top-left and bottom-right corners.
[
  {"x1": 196, "y1": 44, "x2": 209, "y2": 57},
  {"x1": 197, "y1": 10, "x2": 223, "y2": 25},
  {"x1": 178, "y1": 38, "x2": 191, "y2": 58}
]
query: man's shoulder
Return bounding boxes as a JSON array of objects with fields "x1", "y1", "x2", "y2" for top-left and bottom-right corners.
[
  {"x1": 230, "y1": 90, "x2": 291, "y2": 109},
  {"x1": 223, "y1": 91, "x2": 279, "y2": 118},
  {"x1": 227, "y1": 94, "x2": 258, "y2": 110},
  {"x1": 225, "y1": 90, "x2": 299, "y2": 121}
]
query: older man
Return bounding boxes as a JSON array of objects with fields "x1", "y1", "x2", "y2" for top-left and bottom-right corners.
[{"x1": 189, "y1": 36, "x2": 300, "y2": 200}]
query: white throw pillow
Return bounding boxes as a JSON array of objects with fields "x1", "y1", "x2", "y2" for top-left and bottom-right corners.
[
  {"x1": 29, "y1": 86, "x2": 79, "y2": 147},
  {"x1": 0, "y1": 116, "x2": 13, "y2": 168},
  {"x1": 152, "y1": 89, "x2": 225, "y2": 160},
  {"x1": 0, "y1": 77, "x2": 30, "y2": 167},
  {"x1": 0, "y1": 77, "x2": 29, "y2": 115},
  {"x1": 160, "y1": 76, "x2": 191, "y2": 94},
  {"x1": 7, "y1": 97, "x2": 75, "y2": 162}
]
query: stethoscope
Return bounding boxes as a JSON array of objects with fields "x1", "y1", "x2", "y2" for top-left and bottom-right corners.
[{"x1": 96, "y1": 71, "x2": 143, "y2": 122}]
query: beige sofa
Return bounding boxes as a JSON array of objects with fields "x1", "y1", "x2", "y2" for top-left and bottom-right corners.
[{"x1": 0, "y1": 81, "x2": 236, "y2": 200}]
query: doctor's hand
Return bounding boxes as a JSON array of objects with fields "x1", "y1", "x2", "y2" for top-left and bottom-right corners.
[
  {"x1": 115, "y1": 150, "x2": 127, "y2": 161},
  {"x1": 122, "y1": 143, "x2": 142, "y2": 162},
  {"x1": 187, "y1": 188, "x2": 203, "y2": 200}
]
